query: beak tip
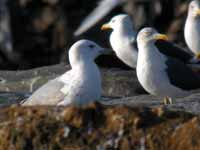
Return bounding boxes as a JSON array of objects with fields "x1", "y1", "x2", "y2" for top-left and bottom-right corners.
[
  {"x1": 101, "y1": 24, "x2": 111, "y2": 31},
  {"x1": 100, "y1": 26, "x2": 105, "y2": 31},
  {"x1": 155, "y1": 34, "x2": 169, "y2": 41}
]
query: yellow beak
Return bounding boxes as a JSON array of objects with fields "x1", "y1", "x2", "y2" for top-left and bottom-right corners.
[
  {"x1": 101, "y1": 23, "x2": 111, "y2": 30},
  {"x1": 196, "y1": 53, "x2": 200, "y2": 59},
  {"x1": 154, "y1": 34, "x2": 169, "y2": 41},
  {"x1": 195, "y1": 9, "x2": 200, "y2": 16}
]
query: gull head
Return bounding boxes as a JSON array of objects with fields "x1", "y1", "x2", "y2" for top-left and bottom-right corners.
[
  {"x1": 69, "y1": 40, "x2": 108, "y2": 65},
  {"x1": 188, "y1": 0, "x2": 200, "y2": 18},
  {"x1": 101, "y1": 14, "x2": 133, "y2": 31},
  {"x1": 137, "y1": 27, "x2": 168, "y2": 46}
]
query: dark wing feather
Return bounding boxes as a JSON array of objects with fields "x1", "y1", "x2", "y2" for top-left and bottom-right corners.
[
  {"x1": 165, "y1": 57, "x2": 200, "y2": 90},
  {"x1": 155, "y1": 40, "x2": 192, "y2": 63},
  {"x1": 130, "y1": 37, "x2": 138, "y2": 51},
  {"x1": 133, "y1": 40, "x2": 138, "y2": 51}
]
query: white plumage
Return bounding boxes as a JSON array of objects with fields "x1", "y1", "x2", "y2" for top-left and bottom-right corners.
[
  {"x1": 101, "y1": 14, "x2": 138, "y2": 68},
  {"x1": 23, "y1": 40, "x2": 107, "y2": 106},
  {"x1": 184, "y1": 0, "x2": 200, "y2": 58},
  {"x1": 137, "y1": 34, "x2": 189, "y2": 98},
  {"x1": 136, "y1": 27, "x2": 200, "y2": 99}
]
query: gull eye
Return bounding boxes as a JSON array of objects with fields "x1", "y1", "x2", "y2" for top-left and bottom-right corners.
[
  {"x1": 88, "y1": 44, "x2": 95, "y2": 49},
  {"x1": 143, "y1": 31, "x2": 151, "y2": 36},
  {"x1": 111, "y1": 19, "x2": 116, "y2": 23},
  {"x1": 190, "y1": 3, "x2": 196, "y2": 9}
]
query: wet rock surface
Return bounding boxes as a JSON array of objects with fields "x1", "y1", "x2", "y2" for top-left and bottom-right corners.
[{"x1": 0, "y1": 103, "x2": 199, "y2": 150}]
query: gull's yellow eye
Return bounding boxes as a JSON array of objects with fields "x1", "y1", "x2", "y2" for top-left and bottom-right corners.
[{"x1": 143, "y1": 31, "x2": 151, "y2": 36}]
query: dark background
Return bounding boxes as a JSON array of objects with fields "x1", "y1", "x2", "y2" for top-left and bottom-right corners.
[{"x1": 0, "y1": 0, "x2": 190, "y2": 70}]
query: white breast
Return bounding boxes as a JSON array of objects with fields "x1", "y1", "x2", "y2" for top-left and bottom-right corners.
[
  {"x1": 58, "y1": 64, "x2": 101, "y2": 105},
  {"x1": 137, "y1": 44, "x2": 188, "y2": 98},
  {"x1": 110, "y1": 30, "x2": 138, "y2": 68},
  {"x1": 184, "y1": 18, "x2": 200, "y2": 55}
]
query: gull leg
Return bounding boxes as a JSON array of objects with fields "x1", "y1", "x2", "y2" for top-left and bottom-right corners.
[{"x1": 163, "y1": 97, "x2": 173, "y2": 105}]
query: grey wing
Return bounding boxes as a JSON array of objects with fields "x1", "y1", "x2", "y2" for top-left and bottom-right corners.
[
  {"x1": 165, "y1": 57, "x2": 200, "y2": 90},
  {"x1": 74, "y1": 0, "x2": 123, "y2": 36},
  {"x1": 58, "y1": 77, "x2": 99, "y2": 106},
  {"x1": 22, "y1": 78, "x2": 65, "y2": 106},
  {"x1": 57, "y1": 79, "x2": 86, "y2": 106},
  {"x1": 130, "y1": 36, "x2": 138, "y2": 51}
]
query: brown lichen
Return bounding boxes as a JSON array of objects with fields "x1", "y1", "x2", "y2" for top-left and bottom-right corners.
[{"x1": 0, "y1": 103, "x2": 198, "y2": 150}]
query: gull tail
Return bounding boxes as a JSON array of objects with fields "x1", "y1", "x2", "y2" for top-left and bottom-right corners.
[{"x1": 74, "y1": 0, "x2": 123, "y2": 36}]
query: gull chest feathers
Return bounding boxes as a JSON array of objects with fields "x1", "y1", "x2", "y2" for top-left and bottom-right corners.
[
  {"x1": 59, "y1": 64, "x2": 101, "y2": 105},
  {"x1": 184, "y1": 0, "x2": 200, "y2": 57},
  {"x1": 110, "y1": 30, "x2": 138, "y2": 68},
  {"x1": 137, "y1": 44, "x2": 170, "y2": 96},
  {"x1": 185, "y1": 17, "x2": 200, "y2": 54}
]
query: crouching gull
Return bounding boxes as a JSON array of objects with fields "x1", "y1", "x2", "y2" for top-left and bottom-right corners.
[
  {"x1": 137, "y1": 27, "x2": 200, "y2": 103},
  {"x1": 185, "y1": 0, "x2": 200, "y2": 59},
  {"x1": 23, "y1": 40, "x2": 109, "y2": 106},
  {"x1": 101, "y1": 14, "x2": 198, "y2": 69}
]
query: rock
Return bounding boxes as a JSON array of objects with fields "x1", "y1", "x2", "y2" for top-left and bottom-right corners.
[
  {"x1": 0, "y1": 92, "x2": 28, "y2": 106},
  {"x1": 102, "y1": 92, "x2": 200, "y2": 115},
  {"x1": 167, "y1": 117, "x2": 200, "y2": 150},
  {"x1": 0, "y1": 103, "x2": 199, "y2": 149},
  {"x1": 0, "y1": 64, "x2": 146, "y2": 97},
  {"x1": 1, "y1": 64, "x2": 200, "y2": 115},
  {"x1": 0, "y1": 64, "x2": 200, "y2": 149}
]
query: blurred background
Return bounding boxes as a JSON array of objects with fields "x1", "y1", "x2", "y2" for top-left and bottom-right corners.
[{"x1": 0, "y1": 0, "x2": 191, "y2": 70}]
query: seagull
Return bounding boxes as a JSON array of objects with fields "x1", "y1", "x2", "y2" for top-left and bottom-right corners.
[
  {"x1": 184, "y1": 0, "x2": 200, "y2": 59},
  {"x1": 22, "y1": 40, "x2": 109, "y2": 106},
  {"x1": 100, "y1": 14, "x2": 199, "y2": 69},
  {"x1": 101, "y1": 14, "x2": 138, "y2": 68},
  {"x1": 136, "y1": 27, "x2": 200, "y2": 103}
]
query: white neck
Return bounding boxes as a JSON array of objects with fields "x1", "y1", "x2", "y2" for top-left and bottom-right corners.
[
  {"x1": 112, "y1": 25, "x2": 136, "y2": 41},
  {"x1": 137, "y1": 42, "x2": 166, "y2": 70},
  {"x1": 110, "y1": 26, "x2": 138, "y2": 68},
  {"x1": 60, "y1": 60, "x2": 100, "y2": 84}
]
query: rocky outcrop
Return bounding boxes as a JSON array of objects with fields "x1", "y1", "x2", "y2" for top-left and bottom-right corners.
[
  {"x1": 0, "y1": 64, "x2": 146, "y2": 96},
  {"x1": 1, "y1": 64, "x2": 200, "y2": 115},
  {"x1": 0, "y1": 64, "x2": 200, "y2": 149},
  {"x1": 102, "y1": 93, "x2": 200, "y2": 115},
  {"x1": 0, "y1": 103, "x2": 199, "y2": 150}
]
